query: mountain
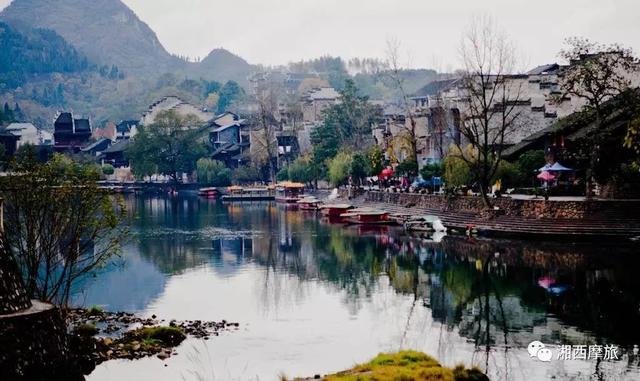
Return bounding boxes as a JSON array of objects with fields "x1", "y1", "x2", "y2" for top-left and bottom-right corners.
[
  {"x1": 0, "y1": 0, "x2": 181, "y2": 76},
  {"x1": 189, "y1": 48, "x2": 253, "y2": 86}
]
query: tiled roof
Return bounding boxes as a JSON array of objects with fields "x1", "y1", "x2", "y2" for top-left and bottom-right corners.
[
  {"x1": 74, "y1": 118, "x2": 91, "y2": 132},
  {"x1": 102, "y1": 139, "x2": 130, "y2": 154},
  {"x1": 526, "y1": 63, "x2": 560, "y2": 75}
]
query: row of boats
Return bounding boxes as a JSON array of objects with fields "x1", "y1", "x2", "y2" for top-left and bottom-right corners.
[
  {"x1": 198, "y1": 184, "x2": 447, "y2": 232},
  {"x1": 298, "y1": 197, "x2": 447, "y2": 232}
]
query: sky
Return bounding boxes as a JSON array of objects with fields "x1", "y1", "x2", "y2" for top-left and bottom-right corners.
[{"x1": 1, "y1": 0, "x2": 639, "y2": 70}]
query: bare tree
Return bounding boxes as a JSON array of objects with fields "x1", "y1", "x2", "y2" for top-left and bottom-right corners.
[
  {"x1": 386, "y1": 39, "x2": 420, "y2": 174},
  {"x1": 454, "y1": 15, "x2": 524, "y2": 207},
  {"x1": 559, "y1": 37, "x2": 640, "y2": 196},
  {"x1": 252, "y1": 75, "x2": 281, "y2": 183},
  {"x1": 0, "y1": 152, "x2": 127, "y2": 307}
]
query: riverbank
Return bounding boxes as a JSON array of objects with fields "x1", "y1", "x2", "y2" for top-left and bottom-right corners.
[{"x1": 348, "y1": 191, "x2": 640, "y2": 238}]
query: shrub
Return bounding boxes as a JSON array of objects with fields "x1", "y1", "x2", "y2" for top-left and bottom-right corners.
[
  {"x1": 102, "y1": 164, "x2": 114, "y2": 175},
  {"x1": 276, "y1": 167, "x2": 289, "y2": 182},
  {"x1": 327, "y1": 152, "x2": 353, "y2": 186},
  {"x1": 74, "y1": 323, "x2": 98, "y2": 337},
  {"x1": 196, "y1": 158, "x2": 231, "y2": 186}
]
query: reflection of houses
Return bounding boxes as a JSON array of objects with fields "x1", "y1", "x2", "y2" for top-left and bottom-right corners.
[
  {"x1": 208, "y1": 112, "x2": 250, "y2": 168},
  {"x1": 211, "y1": 237, "x2": 253, "y2": 268},
  {"x1": 53, "y1": 112, "x2": 92, "y2": 153}
]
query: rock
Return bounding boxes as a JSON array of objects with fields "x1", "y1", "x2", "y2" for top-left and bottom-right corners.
[{"x1": 157, "y1": 352, "x2": 169, "y2": 360}]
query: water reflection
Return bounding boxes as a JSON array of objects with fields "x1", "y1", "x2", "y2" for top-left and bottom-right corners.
[{"x1": 83, "y1": 195, "x2": 640, "y2": 381}]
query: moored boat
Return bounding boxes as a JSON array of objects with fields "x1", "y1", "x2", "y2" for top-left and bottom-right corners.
[
  {"x1": 340, "y1": 209, "x2": 392, "y2": 225},
  {"x1": 320, "y1": 203, "x2": 354, "y2": 217},
  {"x1": 275, "y1": 182, "x2": 305, "y2": 203},
  {"x1": 297, "y1": 197, "x2": 323, "y2": 210},
  {"x1": 222, "y1": 186, "x2": 275, "y2": 201},
  {"x1": 198, "y1": 187, "x2": 219, "y2": 198}
]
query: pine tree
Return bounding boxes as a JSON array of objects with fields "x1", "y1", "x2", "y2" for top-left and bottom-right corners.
[
  {"x1": 3, "y1": 103, "x2": 15, "y2": 122},
  {"x1": 14, "y1": 103, "x2": 24, "y2": 122}
]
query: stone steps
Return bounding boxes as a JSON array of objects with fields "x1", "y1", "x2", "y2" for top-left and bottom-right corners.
[{"x1": 354, "y1": 200, "x2": 640, "y2": 237}]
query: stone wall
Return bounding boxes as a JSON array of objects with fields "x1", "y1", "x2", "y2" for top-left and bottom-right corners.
[
  {"x1": 364, "y1": 191, "x2": 640, "y2": 220},
  {"x1": 0, "y1": 303, "x2": 85, "y2": 381}
]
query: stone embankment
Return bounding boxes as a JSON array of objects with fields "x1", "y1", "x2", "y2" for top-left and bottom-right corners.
[{"x1": 355, "y1": 191, "x2": 640, "y2": 237}]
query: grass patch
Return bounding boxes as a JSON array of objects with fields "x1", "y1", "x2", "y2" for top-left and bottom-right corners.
[
  {"x1": 126, "y1": 326, "x2": 186, "y2": 347},
  {"x1": 86, "y1": 305, "x2": 104, "y2": 316},
  {"x1": 74, "y1": 323, "x2": 99, "y2": 337},
  {"x1": 317, "y1": 351, "x2": 488, "y2": 381}
]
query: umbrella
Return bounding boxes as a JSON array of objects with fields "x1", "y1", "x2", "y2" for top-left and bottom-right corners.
[
  {"x1": 548, "y1": 162, "x2": 573, "y2": 171},
  {"x1": 380, "y1": 168, "x2": 394, "y2": 179},
  {"x1": 539, "y1": 162, "x2": 573, "y2": 172},
  {"x1": 537, "y1": 171, "x2": 555, "y2": 181}
]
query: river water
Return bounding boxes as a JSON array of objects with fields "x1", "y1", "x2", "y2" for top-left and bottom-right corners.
[{"x1": 80, "y1": 195, "x2": 640, "y2": 381}]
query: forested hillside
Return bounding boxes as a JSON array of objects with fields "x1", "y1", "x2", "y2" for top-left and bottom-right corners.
[{"x1": 0, "y1": 21, "x2": 90, "y2": 89}]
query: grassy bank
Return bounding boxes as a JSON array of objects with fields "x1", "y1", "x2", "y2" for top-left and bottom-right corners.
[{"x1": 294, "y1": 351, "x2": 488, "y2": 381}]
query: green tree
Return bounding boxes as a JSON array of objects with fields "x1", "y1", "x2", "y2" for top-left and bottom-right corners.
[
  {"x1": 288, "y1": 155, "x2": 318, "y2": 184},
  {"x1": 516, "y1": 150, "x2": 545, "y2": 186},
  {"x1": 368, "y1": 145, "x2": 385, "y2": 176},
  {"x1": 232, "y1": 165, "x2": 261, "y2": 184},
  {"x1": 350, "y1": 152, "x2": 370, "y2": 185},
  {"x1": 217, "y1": 80, "x2": 244, "y2": 113},
  {"x1": 395, "y1": 160, "x2": 418, "y2": 177},
  {"x1": 328, "y1": 152, "x2": 353, "y2": 186},
  {"x1": 0, "y1": 153, "x2": 127, "y2": 306},
  {"x1": 443, "y1": 146, "x2": 473, "y2": 188},
  {"x1": 126, "y1": 110, "x2": 207, "y2": 183},
  {"x1": 196, "y1": 158, "x2": 232, "y2": 186},
  {"x1": 276, "y1": 167, "x2": 289, "y2": 182},
  {"x1": 3, "y1": 103, "x2": 14, "y2": 122},
  {"x1": 420, "y1": 162, "x2": 443, "y2": 180},
  {"x1": 102, "y1": 163, "x2": 115, "y2": 175},
  {"x1": 494, "y1": 161, "x2": 522, "y2": 188},
  {"x1": 625, "y1": 115, "x2": 640, "y2": 169}
]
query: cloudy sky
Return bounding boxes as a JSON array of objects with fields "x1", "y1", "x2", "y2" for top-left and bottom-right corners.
[{"x1": 1, "y1": 0, "x2": 639, "y2": 70}]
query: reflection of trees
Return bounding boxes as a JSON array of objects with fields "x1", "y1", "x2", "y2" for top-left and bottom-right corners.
[{"x1": 129, "y1": 196, "x2": 640, "y2": 354}]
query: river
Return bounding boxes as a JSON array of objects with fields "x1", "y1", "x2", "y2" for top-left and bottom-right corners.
[{"x1": 79, "y1": 195, "x2": 640, "y2": 381}]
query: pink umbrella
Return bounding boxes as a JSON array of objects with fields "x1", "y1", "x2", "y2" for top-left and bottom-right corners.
[{"x1": 537, "y1": 171, "x2": 555, "y2": 181}]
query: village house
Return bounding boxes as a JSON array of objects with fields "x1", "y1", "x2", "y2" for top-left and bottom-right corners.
[
  {"x1": 80, "y1": 138, "x2": 112, "y2": 157},
  {"x1": 301, "y1": 87, "x2": 340, "y2": 124},
  {"x1": 0, "y1": 127, "x2": 19, "y2": 157},
  {"x1": 4, "y1": 122, "x2": 39, "y2": 147},
  {"x1": 93, "y1": 122, "x2": 117, "y2": 141},
  {"x1": 115, "y1": 120, "x2": 139, "y2": 140},
  {"x1": 208, "y1": 112, "x2": 250, "y2": 168},
  {"x1": 53, "y1": 112, "x2": 92, "y2": 153},
  {"x1": 375, "y1": 58, "x2": 640, "y2": 168},
  {"x1": 141, "y1": 96, "x2": 214, "y2": 125},
  {"x1": 99, "y1": 139, "x2": 130, "y2": 168}
]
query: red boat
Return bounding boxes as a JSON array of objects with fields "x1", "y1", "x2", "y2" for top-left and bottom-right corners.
[
  {"x1": 340, "y1": 209, "x2": 392, "y2": 225},
  {"x1": 198, "y1": 187, "x2": 219, "y2": 198},
  {"x1": 320, "y1": 204, "x2": 354, "y2": 217}
]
